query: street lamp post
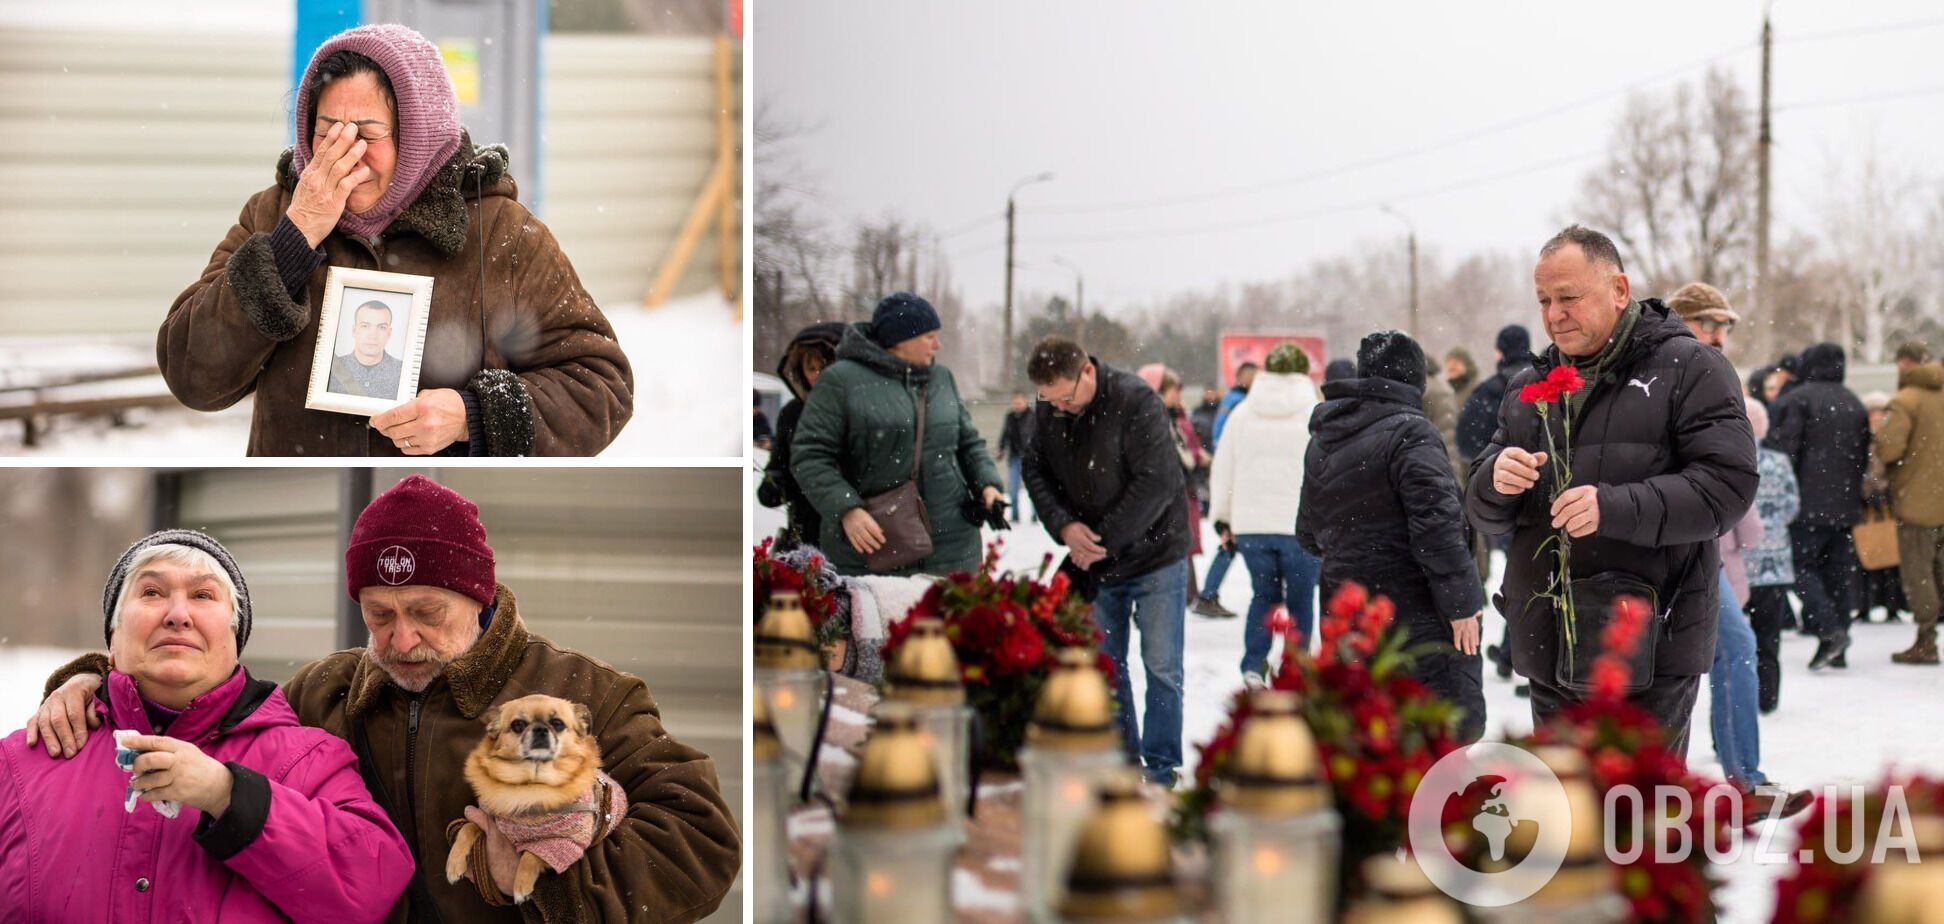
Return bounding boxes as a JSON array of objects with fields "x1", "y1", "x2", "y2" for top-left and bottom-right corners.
[
  {"x1": 1005, "y1": 172, "x2": 1055, "y2": 388},
  {"x1": 1380, "y1": 205, "x2": 1419, "y2": 339},
  {"x1": 1051, "y1": 255, "x2": 1084, "y2": 343}
]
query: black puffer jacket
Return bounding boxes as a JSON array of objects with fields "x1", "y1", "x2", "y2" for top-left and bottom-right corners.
[
  {"x1": 1298, "y1": 377, "x2": 1484, "y2": 623},
  {"x1": 759, "y1": 322, "x2": 846, "y2": 547},
  {"x1": 1763, "y1": 342, "x2": 1869, "y2": 528},
  {"x1": 1023, "y1": 359, "x2": 1190, "y2": 583},
  {"x1": 1466, "y1": 300, "x2": 1757, "y2": 678},
  {"x1": 1456, "y1": 352, "x2": 1534, "y2": 464}
]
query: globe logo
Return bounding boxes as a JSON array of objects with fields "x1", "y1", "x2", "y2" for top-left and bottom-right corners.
[{"x1": 1406, "y1": 743, "x2": 1571, "y2": 906}]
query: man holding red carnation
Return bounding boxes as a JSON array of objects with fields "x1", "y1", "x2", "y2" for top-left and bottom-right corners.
[{"x1": 1466, "y1": 225, "x2": 1757, "y2": 757}]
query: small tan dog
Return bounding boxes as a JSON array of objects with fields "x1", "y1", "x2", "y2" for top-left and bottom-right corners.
[{"x1": 445, "y1": 694, "x2": 624, "y2": 903}]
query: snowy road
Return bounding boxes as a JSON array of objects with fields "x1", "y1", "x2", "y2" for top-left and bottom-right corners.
[
  {"x1": 753, "y1": 483, "x2": 1944, "y2": 921},
  {"x1": 0, "y1": 293, "x2": 742, "y2": 458}
]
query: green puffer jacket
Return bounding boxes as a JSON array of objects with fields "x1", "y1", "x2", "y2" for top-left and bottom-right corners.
[{"x1": 790, "y1": 323, "x2": 1004, "y2": 576}]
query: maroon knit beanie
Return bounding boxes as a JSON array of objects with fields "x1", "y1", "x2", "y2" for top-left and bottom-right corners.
[
  {"x1": 346, "y1": 474, "x2": 496, "y2": 607},
  {"x1": 292, "y1": 24, "x2": 463, "y2": 238}
]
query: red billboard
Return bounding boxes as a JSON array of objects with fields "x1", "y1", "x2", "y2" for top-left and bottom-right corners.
[{"x1": 1218, "y1": 330, "x2": 1327, "y2": 388}]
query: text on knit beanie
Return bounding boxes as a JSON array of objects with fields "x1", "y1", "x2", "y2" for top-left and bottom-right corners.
[
  {"x1": 345, "y1": 474, "x2": 497, "y2": 607},
  {"x1": 104, "y1": 530, "x2": 253, "y2": 652},
  {"x1": 292, "y1": 24, "x2": 464, "y2": 238}
]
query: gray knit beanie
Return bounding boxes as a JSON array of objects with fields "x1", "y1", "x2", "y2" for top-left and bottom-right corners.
[{"x1": 103, "y1": 529, "x2": 253, "y2": 652}]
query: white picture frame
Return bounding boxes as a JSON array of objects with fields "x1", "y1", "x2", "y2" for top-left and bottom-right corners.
[{"x1": 304, "y1": 266, "x2": 436, "y2": 417}]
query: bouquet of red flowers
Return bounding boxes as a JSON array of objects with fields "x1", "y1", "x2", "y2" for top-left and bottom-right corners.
[
  {"x1": 1523, "y1": 596, "x2": 1728, "y2": 923},
  {"x1": 1173, "y1": 584, "x2": 1465, "y2": 893},
  {"x1": 1771, "y1": 774, "x2": 1944, "y2": 924},
  {"x1": 878, "y1": 542, "x2": 1106, "y2": 771},
  {"x1": 1519, "y1": 363, "x2": 1590, "y2": 661},
  {"x1": 752, "y1": 537, "x2": 848, "y2": 658}
]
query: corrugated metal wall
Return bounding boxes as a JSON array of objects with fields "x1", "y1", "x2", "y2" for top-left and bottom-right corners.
[{"x1": 0, "y1": 27, "x2": 736, "y2": 337}]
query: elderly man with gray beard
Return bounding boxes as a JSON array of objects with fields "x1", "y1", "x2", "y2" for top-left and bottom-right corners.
[{"x1": 26, "y1": 474, "x2": 741, "y2": 924}]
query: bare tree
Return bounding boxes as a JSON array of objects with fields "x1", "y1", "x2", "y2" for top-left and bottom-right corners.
[
  {"x1": 1570, "y1": 67, "x2": 1756, "y2": 300},
  {"x1": 1815, "y1": 141, "x2": 1928, "y2": 363}
]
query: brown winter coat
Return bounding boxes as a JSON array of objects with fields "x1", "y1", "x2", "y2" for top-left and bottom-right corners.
[
  {"x1": 48, "y1": 584, "x2": 739, "y2": 924},
  {"x1": 1878, "y1": 361, "x2": 1944, "y2": 528},
  {"x1": 159, "y1": 138, "x2": 633, "y2": 456}
]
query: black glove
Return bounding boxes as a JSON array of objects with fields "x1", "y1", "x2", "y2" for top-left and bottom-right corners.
[{"x1": 984, "y1": 499, "x2": 1012, "y2": 532}]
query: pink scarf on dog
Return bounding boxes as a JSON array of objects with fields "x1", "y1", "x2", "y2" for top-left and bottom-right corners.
[{"x1": 491, "y1": 770, "x2": 627, "y2": 873}]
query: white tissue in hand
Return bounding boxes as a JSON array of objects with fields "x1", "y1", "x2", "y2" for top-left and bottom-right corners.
[{"x1": 114, "y1": 729, "x2": 181, "y2": 819}]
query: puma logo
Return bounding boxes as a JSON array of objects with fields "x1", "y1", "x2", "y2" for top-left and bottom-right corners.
[{"x1": 1627, "y1": 376, "x2": 1658, "y2": 398}]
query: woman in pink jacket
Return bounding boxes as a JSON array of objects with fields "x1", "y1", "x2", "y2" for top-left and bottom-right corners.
[{"x1": 0, "y1": 530, "x2": 413, "y2": 923}]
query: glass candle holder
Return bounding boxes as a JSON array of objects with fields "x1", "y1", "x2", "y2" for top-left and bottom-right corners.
[
  {"x1": 756, "y1": 665, "x2": 825, "y2": 798},
  {"x1": 912, "y1": 701, "x2": 974, "y2": 833},
  {"x1": 1021, "y1": 743, "x2": 1124, "y2": 921},
  {"x1": 1211, "y1": 807, "x2": 1340, "y2": 924},
  {"x1": 829, "y1": 822, "x2": 960, "y2": 924},
  {"x1": 751, "y1": 737, "x2": 794, "y2": 924}
]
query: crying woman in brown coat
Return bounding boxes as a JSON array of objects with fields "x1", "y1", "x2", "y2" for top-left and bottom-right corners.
[{"x1": 159, "y1": 24, "x2": 633, "y2": 457}]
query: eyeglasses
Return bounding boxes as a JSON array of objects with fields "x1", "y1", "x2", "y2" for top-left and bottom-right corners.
[
  {"x1": 313, "y1": 117, "x2": 393, "y2": 145},
  {"x1": 1695, "y1": 317, "x2": 1736, "y2": 336},
  {"x1": 1037, "y1": 379, "x2": 1083, "y2": 408}
]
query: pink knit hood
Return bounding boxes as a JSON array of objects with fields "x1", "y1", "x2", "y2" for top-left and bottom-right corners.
[{"x1": 292, "y1": 23, "x2": 463, "y2": 238}]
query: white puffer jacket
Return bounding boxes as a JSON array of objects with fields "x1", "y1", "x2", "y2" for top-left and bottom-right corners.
[{"x1": 1210, "y1": 370, "x2": 1319, "y2": 536}]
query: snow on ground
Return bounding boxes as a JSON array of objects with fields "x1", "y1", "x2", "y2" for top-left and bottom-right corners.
[
  {"x1": 0, "y1": 646, "x2": 87, "y2": 739},
  {"x1": 0, "y1": 293, "x2": 740, "y2": 458},
  {"x1": 754, "y1": 486, "x2": 1944, "y2": 921}
]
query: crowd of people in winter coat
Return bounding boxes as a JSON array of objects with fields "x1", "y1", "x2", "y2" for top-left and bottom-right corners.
[{"x1": 756, "y1": 222, "x2": 1944, "y2": 811}]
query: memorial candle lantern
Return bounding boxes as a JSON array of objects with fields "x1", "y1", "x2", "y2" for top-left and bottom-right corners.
[
  {"x1": 1853, "y1": 814, "x2": 1944, "y2": 923},
  {"x1": 1054, "y1": 773, "x2": 1189, "y2": 923},
  {"x1": 882, "y1": 616, "x2": 974, "y2": 833},
  {"x1": 1343, "y1": 853, "x2": 1464, "y2": 924},
  {"x1": 829, "y1": 704, "x2": 959, "y2": 924},
  {"x1": 1210, "y1": 689, "x2": 1340, "y2": 924},
  {"x1": 1020, "y1": 647, "x2": 1128, "y2": 922},
  {"x1": 1476, "y1": 745, "x2": 1627, "y2": 923},
  {"x1": 751, "y1": 691, "x2": 794, "y2": 924},
  {"x1": 754, "y1": 590, "x2": 827, "y2": 801}
]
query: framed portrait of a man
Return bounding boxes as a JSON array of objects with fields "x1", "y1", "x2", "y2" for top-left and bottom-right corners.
[{"x1": 305, "y1": 267, "x2": 435, "y2": 416}]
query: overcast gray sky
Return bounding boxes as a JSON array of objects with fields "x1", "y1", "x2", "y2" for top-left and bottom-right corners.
[{"x1": 757, "y1": 0, "x2": 1944, "y2": 313}]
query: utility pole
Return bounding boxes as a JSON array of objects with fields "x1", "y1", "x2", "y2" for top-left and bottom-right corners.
[
  {"x1": 1052, "y1": 255, "x2": 1084, "y2": 343},
  {"x1": 1381, "y1": 204, "x2": 1420, "y2": 338},
  {"x1": 1756, "y1": 7, "x2": 1774, "y2": 328},
  {"x1": 1003, "y1": 172, "x2": 1054, "y2": 388}
]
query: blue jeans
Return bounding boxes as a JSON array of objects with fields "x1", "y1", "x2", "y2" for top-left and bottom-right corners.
[
  {"x1": 1093, "y1": 559, "x2": 1187, "y2": 782},
  {"x1": 1710, "y1": 569, "x2": 1767, "y2": 786},
  {"x1": 1235, "y1": 534, "x2": 1321, "y2": 675},
  {"x1": 1005, "y1": 456, "x2": 1025, "y2": 520},
  {"x1": 1200, "y1": 545, "x2": 1235, "y2": 602}
]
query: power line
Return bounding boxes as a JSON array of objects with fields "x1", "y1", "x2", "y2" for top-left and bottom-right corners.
[
  {"x1": 1022, "y1": 150, "x2": 1600, "y2": 247},
  {"x1": 935, "y1": 212, "x2": 1003, "y2": 240},
  {"x1": 1775, "y1": 84, "x2": 1944, "y2": 113},
  {"x1": 1774, "y1": 14, "x2": 1944, "y2": 45},
  {"x1": 1028, "y1": 40, "x2": 1753, "y2": 218}
]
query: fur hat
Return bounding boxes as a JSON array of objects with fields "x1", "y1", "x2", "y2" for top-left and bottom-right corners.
[{"x1": 1356, "y1": 330, "x2": 1428, "y2": 389}]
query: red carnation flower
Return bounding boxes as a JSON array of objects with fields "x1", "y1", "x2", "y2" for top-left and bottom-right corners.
[
  {"x1": 995, "y1": 620, "x2": 1046, "y2": 675},
  {"x1": 1519, "y1": 380, "x2": 1560, "y2": 404},
  {"x1": 1544, "y1": 364, "x2": 1586, "y2": 395}
]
